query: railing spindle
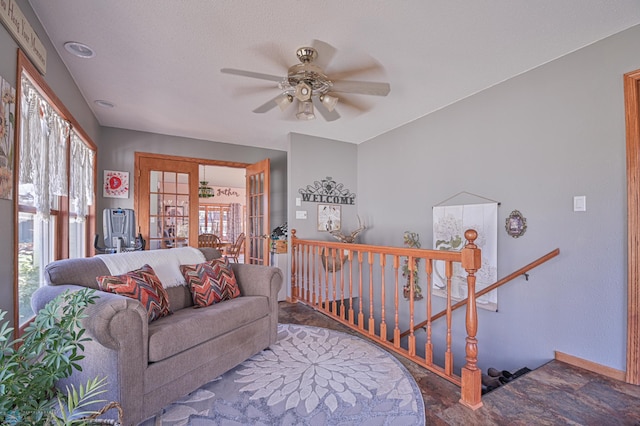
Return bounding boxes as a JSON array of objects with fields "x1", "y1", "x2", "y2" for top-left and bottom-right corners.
[
  {"x1": 425, "y1": 259, "x2": 433, "y2": 364},
  {"x1": 358, "y1": 251, "x2": 364, "y2": 330},
  {"x1": 332, "y1": 248, "x2": 342, "y2": 315},
  {"x1": 380, "y1": 254, "x2": 387, "y2": 340},
  {"x1": 445, "y1": 260, "x2": 453, "y2": 375},
  {"x1": 290, "y1": 230, "x2": 298, "y2": 302},
  {"x1": 393, "y1": 255, "x2": 400, "y2": 348},
  {"x1": 348, "y1": 250, "x2": 354, "y2": 324},
  {"x1": 368, "y1": 252, "x2": 375, "y2": 335},
  {"x1": 408, "y1": 255, "x2": 416, "y2": 357}
]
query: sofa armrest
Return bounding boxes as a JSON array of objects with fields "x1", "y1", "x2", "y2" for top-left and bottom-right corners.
[
  {"x1": 231, "y1": 264, "x2": 283, "y2": 345},
  {"x1": 31, "y1": 284, "x2": 149, "y2": 424}
]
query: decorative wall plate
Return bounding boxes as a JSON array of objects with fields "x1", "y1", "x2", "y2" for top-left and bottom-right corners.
[
  {"x1": 505, "y1": 210, "x2": 527, "y2": 238},
  {"x1": 103, "y1": 170, "x2": 129, "y2": 198}
]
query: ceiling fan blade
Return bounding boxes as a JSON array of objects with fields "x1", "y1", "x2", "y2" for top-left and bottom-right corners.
[
  {"x1": 312, "y1": 97, "x2": 340, "y2": 122},
  {"x1": 221, "y1": 68, "x2": 283, "y2": 82},
  {"x1": 331, "y1": 94, "x2": 372, "y2": 113},
  {"x1": 252, "y1": 42, "x2": 291, "y2": 71},
  {"x1": 232, "y1": 85, "x2": 278, "y2": 97},
  {"x1": 311, "y1": 39, "x2": 337, "y2": 70},
  {"x1": 330, "y1": 80, "x2": 391, "y2": 96},
  {"x1": 329, "y1": 63, "x2": 384, "y2": 81},
  {"x1": 252, "y1": 95, "x2": 280, "y2": 113}
]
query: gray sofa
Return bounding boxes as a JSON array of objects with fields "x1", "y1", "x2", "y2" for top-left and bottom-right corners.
[{"x1": 31, "y1": 247, "x2": 283, "y2": 425}]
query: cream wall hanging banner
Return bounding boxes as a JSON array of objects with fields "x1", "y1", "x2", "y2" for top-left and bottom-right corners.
[
  {"x1": 433, "y1": 192, "x2": 499, "y2": 311},
  {"x1": 0, "y1": 76, "x2": 15, "y2": 200}
]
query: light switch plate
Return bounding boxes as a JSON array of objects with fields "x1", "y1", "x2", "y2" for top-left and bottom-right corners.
[
  {"x1": 296, "y1": 210, "x2": 307, "y2": 219},
  {"x1": 574, "y1": 195, "x2": 586, "y2": 212},
  {"x1": 295, "y1": 197, "x2": 301, "y2": 206}
]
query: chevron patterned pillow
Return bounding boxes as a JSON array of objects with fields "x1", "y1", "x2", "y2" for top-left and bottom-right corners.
[
  {"x1": 180, "y1": 257, "x2": 240, "y2": 308},
  {"x1": 97, "y1": 264, "x2": 172, "y2": 323}
]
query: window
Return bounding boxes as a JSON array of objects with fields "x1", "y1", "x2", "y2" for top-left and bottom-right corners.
[
  {"x1": 15, "y1": 51, "x2": 96, "y2": 328},
  {"x1": 198, "y1": 204, "x2": 245, "y2": 242}
]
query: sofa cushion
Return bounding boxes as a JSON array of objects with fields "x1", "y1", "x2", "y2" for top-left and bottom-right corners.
[
  {"x1": 147, "y1": 295, "x2": 269, "y2": 362},
  {"x1": 180, "y1": 258, "x2": 240, "y2": 308},
  {"x1": 45, "y1": 257, "x2": 110, "y2": 289},
  {"x1": 97, "y1": 264, "x2": 172, "y2": 323}
]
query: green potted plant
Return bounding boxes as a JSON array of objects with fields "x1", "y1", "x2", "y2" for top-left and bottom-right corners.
[
  {"x1": 402, "y1": 231, "x2": 423, "y2": 300},
  {"x1": 0, "y1": 288, "x2": 113, "y2": 425}
]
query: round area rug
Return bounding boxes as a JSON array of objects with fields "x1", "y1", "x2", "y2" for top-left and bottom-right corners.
[{"x1": 142, "y1": 324, "x2": 425, "y2": 425}]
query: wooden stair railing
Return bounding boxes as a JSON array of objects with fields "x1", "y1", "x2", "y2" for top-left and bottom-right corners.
[
  {"x1": 290, "y1": 229, "x2": 484, "y2": 409},
  {"x1": 399, "y1": 248, "x2": 561, "y2": 339}
]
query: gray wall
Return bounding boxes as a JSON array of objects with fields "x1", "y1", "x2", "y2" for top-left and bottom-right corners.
[
  {"x1": 288, "y1": 133, "x2": 358, "y2": 240},
  {"x1": 97, "y1": 127, "x2": 287, "y2": 237},
  {"x1": 0, "y1": 21, "x2": 18, "y2": 319},
  {"x1": 287, "y1": 133, "x2": 358, "y2": 299},
  {"x1": 356, "y1": 24, "x2": 640, "y2": 373},
  {"x1": 0, "y1": 3, "x2": 100, "y2": 322}
]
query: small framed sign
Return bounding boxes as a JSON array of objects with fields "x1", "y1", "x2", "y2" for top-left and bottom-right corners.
[
  {"x1": 317, "y1": 204, "x2": 341, "y2": 232},
  {"x1": 103, "y1": 170, "x2": 129, "y2": 198}
]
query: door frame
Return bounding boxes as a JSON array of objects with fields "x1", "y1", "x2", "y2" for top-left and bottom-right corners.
[
  {"x1": 624, "y1": 69, "x2": 640, "y2": 385},
  {"x1": 134, "y1": 152, "x2": 250, "y2": 220},
  {"x1": 134, "y1": 152, "x2": 264, "y2": 258}
]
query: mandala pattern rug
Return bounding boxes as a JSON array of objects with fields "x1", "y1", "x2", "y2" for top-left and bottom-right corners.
[{"x1": 140, "y1": 324, "x2": 425, "y2": 425}]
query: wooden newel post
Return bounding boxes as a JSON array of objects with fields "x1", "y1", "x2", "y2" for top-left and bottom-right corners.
[
  {"x1": 459, "y1": 229, "x2": 483, "y2": 409},
  {"x1": 290, "y1": 229, "x2": 298, "y2": 303}
]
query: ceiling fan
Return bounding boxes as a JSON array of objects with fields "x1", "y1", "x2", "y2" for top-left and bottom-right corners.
[{"x1": 220, "y1": 45, "x2": 390, "y2": 121}]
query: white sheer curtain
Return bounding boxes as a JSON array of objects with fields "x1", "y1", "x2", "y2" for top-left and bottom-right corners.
[
  {"x1": 19, "y1": 77, "x2": 69, "y2": 219},
  {"x1": 229, "y1": 203, "x2": 243, "y2": 242},
  {"x1": 70, "y1": 131, "x2": 94, "y2": 220}
]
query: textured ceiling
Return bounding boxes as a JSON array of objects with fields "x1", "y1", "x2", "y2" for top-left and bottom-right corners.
[{"x1": 28, "y1": 1, "x2": 640, "y2": 151}]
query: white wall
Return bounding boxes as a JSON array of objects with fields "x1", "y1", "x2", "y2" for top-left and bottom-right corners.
[{"x1": 356, "y1": 24, "x2": 640, "y2": 373}]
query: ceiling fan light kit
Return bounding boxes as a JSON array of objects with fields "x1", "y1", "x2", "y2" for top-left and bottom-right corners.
[
  {"x1": 276, "y1": 94, "x2": 293, "y2": 111},
  {"x1": 296, "y1": 100, "x2": 315, "y2": 120},
  {"x1": 221, "y1": 44, "x2": 390, "y2": 121}
]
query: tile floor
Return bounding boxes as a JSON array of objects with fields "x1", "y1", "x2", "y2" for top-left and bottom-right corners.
[{"x1": 279, "y1": 301, "x2": 640, "y2": 425}]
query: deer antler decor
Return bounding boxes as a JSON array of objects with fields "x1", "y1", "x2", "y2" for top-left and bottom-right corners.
[{"x1": 329, "y1": 215, "x2": 366, "y2": 244}]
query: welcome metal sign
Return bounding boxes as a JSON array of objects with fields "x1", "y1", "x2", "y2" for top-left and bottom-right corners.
[{"x1": 298, "y1": 176, "x2": 355, "y2": 205}]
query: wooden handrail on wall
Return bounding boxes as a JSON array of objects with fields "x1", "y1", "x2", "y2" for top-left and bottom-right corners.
[
  {"x1": 399, "y1": 248, "x2": 561, "y2": 339},
  {"x1": 290, "y1": 229, "x2": 484, "y2": 409}
]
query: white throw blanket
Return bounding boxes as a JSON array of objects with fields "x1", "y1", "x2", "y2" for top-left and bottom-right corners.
[{"x1": 97, "y1": 247, "x2": 206, "y2": 288}]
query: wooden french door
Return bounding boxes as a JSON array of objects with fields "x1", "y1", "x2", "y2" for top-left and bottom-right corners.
[
  {"x1": 625, "y1": 69, "x2": 640, "y2": 385},
  {"x1": 136, "y1": 155, "x2": 199, "y2": 250},
  {"x1": 246, "y1": 158, "x2": 270, "y2": 265}
]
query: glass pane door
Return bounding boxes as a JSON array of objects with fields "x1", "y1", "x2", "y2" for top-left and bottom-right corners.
[
  {"x1": 136, "y1": 155, "x2": 198, "y2": 250},
  {"x1": 246, "y1": 158, "x2": 270, "y2": 265},
  {"x1": 148, "y1": 171, "x2": 190, "y2": 250}
]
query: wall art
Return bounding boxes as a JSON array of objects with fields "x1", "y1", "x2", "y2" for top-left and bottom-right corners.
[
  {"x1": 0, "y1": 76, "x2": 15, "y2": 200},
  {"x1": 505, "y1": 210, "x2": 527, "y2": 238},
  {"x1": 103, "y1": 170, "x2": 129, "y2": 198},
  {"x1": 317, "y1": 204, "x2": 341, "y2": 232},
  {"x1": 299, "y1": 176, "x2": 355, "y2": 205},
  {"x1": 432, "y1": 202, "x2": 498, "y2": 311}
]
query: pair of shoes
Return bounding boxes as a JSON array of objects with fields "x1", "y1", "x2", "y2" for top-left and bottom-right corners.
[
  {"x1": 488, "y1": 367, "x2": 514, "y2": 382},
  {"x1": 481, "y1": 374, "x2": 502, "y2": 390}
]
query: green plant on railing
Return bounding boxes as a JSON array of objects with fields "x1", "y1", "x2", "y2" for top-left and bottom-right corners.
[
  {"x1": 402, "y1": 231, "x2": 423, "y2": 300},
  {"x1": 0, "y1": 288, "x2": 110, "y2": 425}
]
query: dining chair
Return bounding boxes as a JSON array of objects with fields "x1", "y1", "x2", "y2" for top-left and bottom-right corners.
[
  {"x1": 227, "y1": 233, "x2": 245, "y2": 263},
  {"x1": 198, "y1": 233, "x2": 222, "y2": 249}
]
